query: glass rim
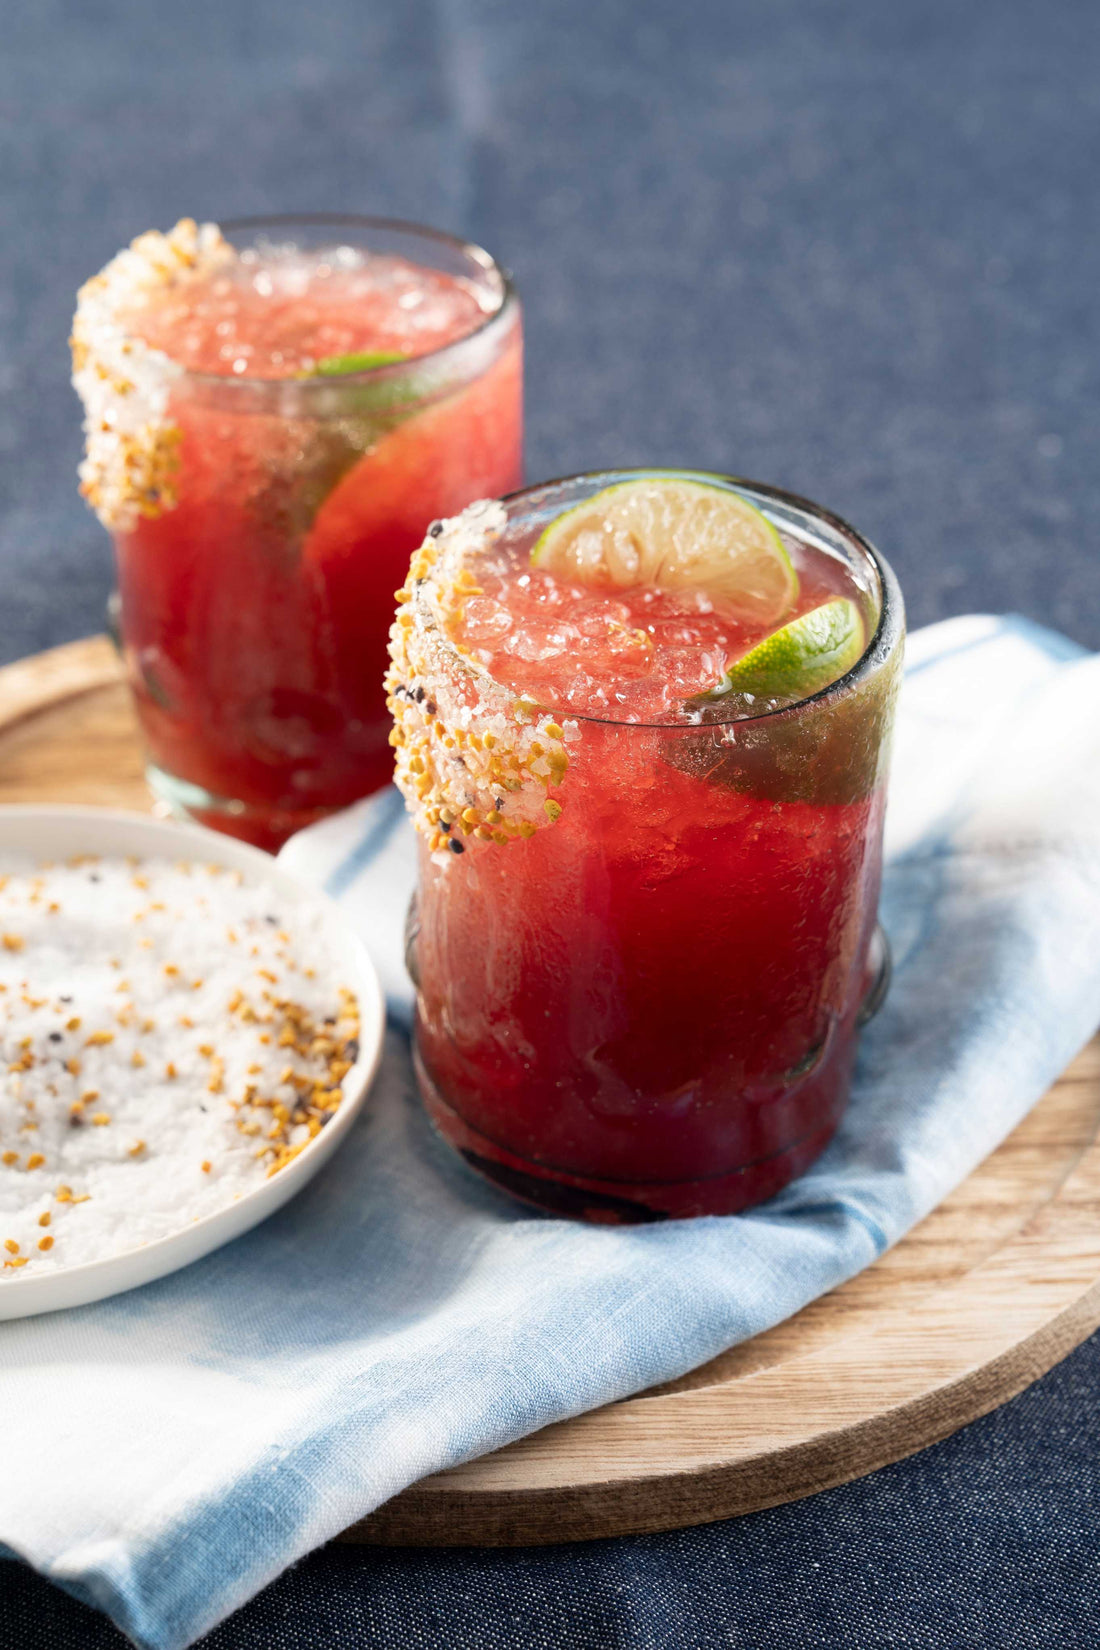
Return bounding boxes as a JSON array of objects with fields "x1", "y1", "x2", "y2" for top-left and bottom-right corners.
[
  {"x1": 432, "y1": 468, "x2": 903, "y2": 732},
  {"x1": 144, "y1": 212, "x2": 518, "y2": 390}
]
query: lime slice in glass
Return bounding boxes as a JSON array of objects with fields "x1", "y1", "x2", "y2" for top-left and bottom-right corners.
[
  {"x1": 709, "y1": 597, "x2": 866, "y2": 702},
  {"x1": 531, "y1": 478, "x2": 798, "y2": 624},
  {"x1": 311, "y1": 350, "x2": 408, "y2": 376}
]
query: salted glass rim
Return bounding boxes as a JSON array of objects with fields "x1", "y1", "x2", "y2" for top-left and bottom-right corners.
[
  {"x1": 144, "y1": 211, "x2": 518, "y2": 389},
  {"x1": 425, "y1": 468, "x2": 903, "y2": 733}
]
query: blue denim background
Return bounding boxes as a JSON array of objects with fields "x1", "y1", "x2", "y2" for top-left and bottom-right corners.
[{"x1": 2, "y1": 0, "x2": 1099, "y2": 1643}]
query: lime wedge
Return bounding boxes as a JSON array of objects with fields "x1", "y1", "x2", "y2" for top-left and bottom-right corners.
[
  {"x1": 312, "y1": 350, "x2": 407, "y2": 376},
  {"x1": 531, "y1": 478, "x2": 798, "y2": 624},
  {"x1": 707, "y1": 598, "x2": 866, "y2": 702}
]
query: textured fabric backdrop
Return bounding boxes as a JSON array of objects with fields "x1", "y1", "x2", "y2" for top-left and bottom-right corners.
[{"x1": 3, "y1": 0, "x2": 1100, "y2": 1645}]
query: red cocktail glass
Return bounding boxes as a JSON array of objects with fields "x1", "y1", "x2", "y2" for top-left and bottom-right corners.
[
  {"x1": 73, "y1": 216, "x2": 522, "y2": 850},
  {"x1": 392, "y1": 472, "x2": 904, "y2": 1221}
]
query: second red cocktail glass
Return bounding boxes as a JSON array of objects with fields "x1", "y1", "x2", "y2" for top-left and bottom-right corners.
[{"x1": 73, "y1": 215, "x2": 522, "y2": 849}]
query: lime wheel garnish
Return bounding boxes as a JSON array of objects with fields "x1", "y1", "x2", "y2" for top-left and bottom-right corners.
[{"x1": 531, "y1": 478, "x2": 798, "y2": 625}]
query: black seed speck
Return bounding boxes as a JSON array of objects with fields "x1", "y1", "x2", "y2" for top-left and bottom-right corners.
[
  {"x1": 414, "y1": 686, "x2": 426, "y2": 703},
  {"x1": 428, "y1": 520, "x2": 443, "y2": 538},
  {"x1": 426, "y1": 700, "x2": 437, "y2": 717},
  {"x1": 59, "y1": 995, "x2": 72, "y2": 1004},
  {"x1": 199, "y1": 1105, "x2": 208, "y2": 1113},
  {"x1": 345, "y1": 1038, "x2": 360, "y2": 1063},
  {"x1": 48, "y1": 1031, "x2": 62, "y2": 1044},
  {"x1": 264, "y1": 914, "x2": 279, "y2": 925},
  {"x1": 449, "y1": 838, "x2": 465, "y2": 854},
  {"x1": 69, "y1": 1113, "x2": 83, "y2": 1129},
  {"x1": 89, "y1": 873, "x2": 101, "y2": 883},
  {"x1": 495, "y1": 797, "x2": 504, "y2": 810}
]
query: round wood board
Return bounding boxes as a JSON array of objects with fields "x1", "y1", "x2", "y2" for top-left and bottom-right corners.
[{"x1": 4, "y1": 637, "x2": 1100, "y2": 1546}]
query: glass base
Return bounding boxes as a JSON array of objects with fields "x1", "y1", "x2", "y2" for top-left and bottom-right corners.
[
  {"x1": 408, "y1": 924, "x2": 891, "y2": 1224},
  {"x1": 145, "y1": 764, "x2": 344, "y2": 854},
  {"x1": 414, "y1": 1042, "x2": 844, "y2": 1223}
]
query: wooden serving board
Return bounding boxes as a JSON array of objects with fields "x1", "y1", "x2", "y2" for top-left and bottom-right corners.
[{"x1": 4, "y1": 637, "x2": 1100, "y2": 1546}]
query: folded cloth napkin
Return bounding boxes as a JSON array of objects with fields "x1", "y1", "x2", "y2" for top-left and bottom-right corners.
[{"x1": 3, "y1": 615, "x2": 1100, "y2": 1650}]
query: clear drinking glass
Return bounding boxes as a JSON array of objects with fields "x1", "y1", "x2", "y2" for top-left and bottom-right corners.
[
  {"x1": 99, "y1": 216, "x2": 522, "y2": 850},
  {"x1": 399, "y1": 472, "x2": 904, "y2": 1221}
]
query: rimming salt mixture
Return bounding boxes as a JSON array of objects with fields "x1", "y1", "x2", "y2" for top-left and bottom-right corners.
[{"x1": 0, "y1": 856, "x2": 360, "y2": 1278}]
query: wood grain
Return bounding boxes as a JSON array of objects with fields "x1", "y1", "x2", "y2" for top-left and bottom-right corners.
[
  {"x1": 0, "y1": 636, "x2": 144, "y2": 812},
  {"x1": 3, "y1": 637, "x2": 1098, "y2": 1546}
]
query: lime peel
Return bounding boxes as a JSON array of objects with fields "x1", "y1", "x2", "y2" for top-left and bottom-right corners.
[{"x1": 311, "y1": 350, "x2": 408, "y2": 376}]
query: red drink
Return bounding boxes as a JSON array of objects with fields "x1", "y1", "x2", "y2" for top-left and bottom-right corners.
[
  {"x1": 73, "y1": 217, "x2": 522, "y2": 849},
  {"x1": 390, "y1": 473, "x2": 904, "y2": 1221}
]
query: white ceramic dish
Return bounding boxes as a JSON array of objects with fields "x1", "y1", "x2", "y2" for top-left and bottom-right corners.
[{"x1": 0, "y1": 806, "x2": 384, "y2": 1321}]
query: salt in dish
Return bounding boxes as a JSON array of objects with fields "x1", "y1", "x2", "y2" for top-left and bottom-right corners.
[{"x1": 0, "y1": 808, "x2": 382, "y2": 1319}]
